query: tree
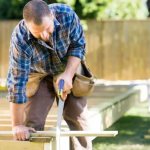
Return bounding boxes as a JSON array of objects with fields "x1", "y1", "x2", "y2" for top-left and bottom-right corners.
[
  {"x1": 0, "y1": 0, "x2": 29, "y2": 19},
  {"x1": 0, "y1": 0, "x2": 57, "y2": 19},
  {"x1": 58, "y1": 0, "x2": 148, "y2": 19},
  {"x1": 0, "y1": 0, "x2": 148, "y2": 20}
]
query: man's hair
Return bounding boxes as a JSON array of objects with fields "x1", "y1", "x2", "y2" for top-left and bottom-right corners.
[{"x1": 23, "y1": 0, "x2": 50, "y2": 25}]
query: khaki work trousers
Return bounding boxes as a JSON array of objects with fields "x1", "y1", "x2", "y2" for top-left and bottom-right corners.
[{"x1": 24, "y1": 76, "x2": 92, "y2": 150}]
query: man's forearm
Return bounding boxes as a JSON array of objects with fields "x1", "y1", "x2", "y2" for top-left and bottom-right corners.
[
  {"x1": 10, "y1": 102, "x2": 25, "y2": 127},
  {"x1": 64, "y1": 56, "x2": 81, "y2": 78}
]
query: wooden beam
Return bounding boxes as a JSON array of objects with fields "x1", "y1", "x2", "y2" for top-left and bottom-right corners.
[
  {"x1": 0, "y1": 130, "x2": 118, "y2": 138},
  {"x1": 0, "y1": 140, "x2": 45, "y2": 150}
]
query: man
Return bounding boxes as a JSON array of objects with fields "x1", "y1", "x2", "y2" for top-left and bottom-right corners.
[
  {"x1": 147, "y1": 0, "x2": 150, "y2": 17},
  {"x1": 7, "y1": 0, "x2": 92, "y2": 149}
]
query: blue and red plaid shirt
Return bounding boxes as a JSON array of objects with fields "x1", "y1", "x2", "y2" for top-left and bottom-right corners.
[{"x1": 7, "y1": 4, "x2": 86, "y2": 104}]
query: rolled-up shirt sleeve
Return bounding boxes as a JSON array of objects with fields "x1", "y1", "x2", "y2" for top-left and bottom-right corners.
[
  {"x1": 7, "y1": 39, "x2": 31, "y2": 104},
  {"x1": 67, "y1": 12, "x2": 86, "y2": 60}
]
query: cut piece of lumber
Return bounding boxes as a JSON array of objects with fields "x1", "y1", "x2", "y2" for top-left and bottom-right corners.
[
  {"x1": 32, "y1": 131, "x2": 118, "y2": 137},
  {"x1": 0, "y1": 140, "x2": 45, "y2": 150},
  {"x1": 0, "y1": 130, "x2": 118, "y2": 138}
]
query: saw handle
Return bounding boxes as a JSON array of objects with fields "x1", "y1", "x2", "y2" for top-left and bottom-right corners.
[{"x1": 58, "y1": 79, "x2": 65, "y2": 97}]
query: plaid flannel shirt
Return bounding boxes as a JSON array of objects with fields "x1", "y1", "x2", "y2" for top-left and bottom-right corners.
[{"x1": 7, "y1": 4, "x2": 86, "y2": 104}]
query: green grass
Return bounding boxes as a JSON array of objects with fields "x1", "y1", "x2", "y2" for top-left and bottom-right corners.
[{"x1": 93, "y1": 101, "x2": 150, "y2": 150}]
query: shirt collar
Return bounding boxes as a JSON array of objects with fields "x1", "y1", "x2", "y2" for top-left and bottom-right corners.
[
  {"x1": 54, "y1": 17, "x2": 60, "y2": 27},
  {"x1": 22, "y1": 20, "x2": 34, "y2": 41},
  {"x1": 27, "y1": 29, "x2": 34, "y2": 41}
]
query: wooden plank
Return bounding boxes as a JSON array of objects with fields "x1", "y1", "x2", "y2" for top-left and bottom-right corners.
[
  {"x1": 0, "y1": 119, "x2": 59, "y2": 125},
  {"x1": 0, "y1": 140, "x2": 45, "y2": 150},
  {"x1": 0, "y1": 130, "x2": 118, "y2": 138},
  {"x1": 0, "y1": 125, "x2": 63, "y2": 131},
  {"x1": 0, "y1": 139, "x2": 69, "y2": 150}
]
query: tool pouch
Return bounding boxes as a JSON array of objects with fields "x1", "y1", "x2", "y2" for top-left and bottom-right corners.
[
  {"x1": 26, "y1": 73, "x2": 48, "y2": 97},
  {"x1": 72, "y1": 61, "x2": 95, "y2": 97}
]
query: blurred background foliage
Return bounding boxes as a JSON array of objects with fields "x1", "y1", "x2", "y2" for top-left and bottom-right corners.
[{"x1": 0, "y1": 0, "x2": 149, "y2": 20}]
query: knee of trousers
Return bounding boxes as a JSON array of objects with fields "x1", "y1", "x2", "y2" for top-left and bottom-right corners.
[{"x1": 63, "y1": 109, "x2": 89, "y2": 128}]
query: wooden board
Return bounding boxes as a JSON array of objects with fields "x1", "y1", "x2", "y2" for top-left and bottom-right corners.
[{"x1": 0, "y1": 140, "x2": 45, "y2": 150}]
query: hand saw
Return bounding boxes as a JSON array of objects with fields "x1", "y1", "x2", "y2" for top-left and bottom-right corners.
[{"x1": 56, "y1": 79, "x2": 65, "y2": 150}]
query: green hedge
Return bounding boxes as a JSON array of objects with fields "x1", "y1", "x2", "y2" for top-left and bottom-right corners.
[{"x1": 0, "y1": 0, "x2": 148, "y2": 20}]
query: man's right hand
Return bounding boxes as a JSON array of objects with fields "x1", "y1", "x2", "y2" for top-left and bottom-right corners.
[{"x1": 12, "y1": 125, "x2": 36, "y2": 141}]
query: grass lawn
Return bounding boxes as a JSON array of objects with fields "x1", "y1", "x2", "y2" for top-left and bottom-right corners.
[{"x1": 93, "y1": 101, "x2": 150, "y2": 150}]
